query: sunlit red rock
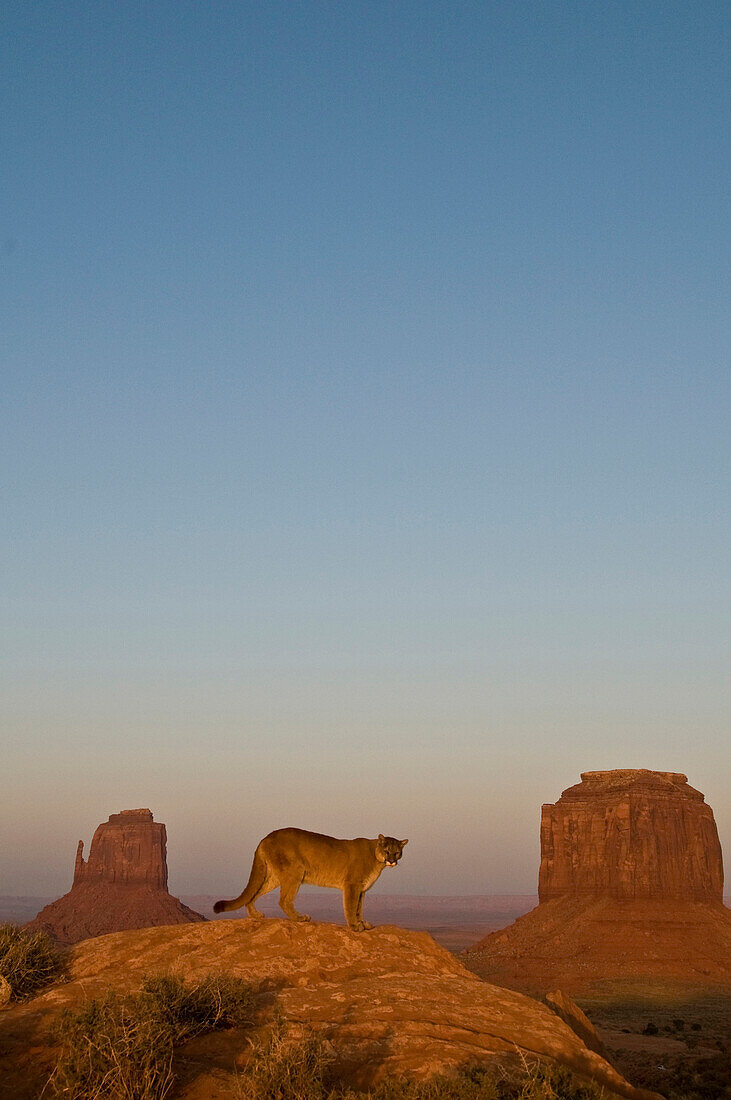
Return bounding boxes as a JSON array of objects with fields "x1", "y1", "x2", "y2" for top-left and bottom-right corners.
[
  {"x1": 464, "y1": 770, "x2": 730, "y2": 993},
  {"x1": 539, "y1": 770, "x2": 723, "y2": 902},
  {"x1": 72, "y1": 808, "x2": 168, "y2": 889},
  {"x1": 0, "y1": 919, "x2": 661, "y2": 1099},
  {"x1": 25, "y1": 809, "x2": 204, "y2": 945}
]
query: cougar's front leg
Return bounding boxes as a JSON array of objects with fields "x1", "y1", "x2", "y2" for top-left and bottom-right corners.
[
  {"x1": 343, "y1": 884, "x2": 366, "y2": 931},
  {"x1": 355, "y1": 890, "x2": 373, "y2": 930}
]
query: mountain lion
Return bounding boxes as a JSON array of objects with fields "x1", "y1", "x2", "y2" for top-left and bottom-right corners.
[{"x1": 213, "y1": 828, "x2": 408, "y2": 931}]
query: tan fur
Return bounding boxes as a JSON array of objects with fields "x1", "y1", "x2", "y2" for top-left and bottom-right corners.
[{"x1": 213, "y1": 828, "x2": 408, "y2": 931}]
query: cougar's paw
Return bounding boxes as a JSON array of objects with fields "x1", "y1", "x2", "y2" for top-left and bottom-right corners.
[
  {"x1": 296, "y1": 913, "x2": 311, "y2": 923},
  {"x1": 349, "y1": 920, "x2": 366, "y2": 932},
  {"x1": 362, "y1": 920, "x2": 374, "y2": 930}
]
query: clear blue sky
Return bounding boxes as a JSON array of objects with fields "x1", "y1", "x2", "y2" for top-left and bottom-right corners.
[{"x1": 2, "y1": 2, "x2": 729, "y2": 897}]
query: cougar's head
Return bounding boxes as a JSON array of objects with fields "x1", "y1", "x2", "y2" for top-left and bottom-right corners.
[{"x1": 376, "y1": 835, "x2": 408, "y2": 867}]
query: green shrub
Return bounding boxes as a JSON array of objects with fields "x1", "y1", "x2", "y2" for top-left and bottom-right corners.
[
  {"x1": 0, "y1": 923, "x2": 67, "y2": 1000},
  {"x1": 47, "y1": 973, "x2": 256, "y2": 1099}
]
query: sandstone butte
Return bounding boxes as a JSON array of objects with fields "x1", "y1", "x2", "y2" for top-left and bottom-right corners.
[
  {"x1": 463, "y1": 769, "x2": 731, "y2": 994},
  {"x1": 0, "y1": 918, "x2": 662, "y2": 1100},
  {"x1": 25, "y1": 809, "x2": 205, "y2": 945}
]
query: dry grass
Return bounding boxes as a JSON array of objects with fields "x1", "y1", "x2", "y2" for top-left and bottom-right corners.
[
  {"x1": 45, "y1": 972, "x2": 256, "y2": 1099},
  {"x1": 236, "y1": 1022, "x2": 335, "y2": 1100},
  {"x1": 235, "y1": 1027, "x2": 609, "y2": 1100},
  {"x1": 138, "y1": 972, "x2": 256, "y2": 1039},
  {"x1": 44, "y1": 980, "x2": 629, "y2": 1100},
  {"x1": 46, "y1": 991, "x2": 176, "y2": 1100},
  {"x1": 0, "y1": 922, "x2": 67, "y2": 1000},
  {"x1": 344, "y1": 1062, "x2": 607, "y2": 1100}
]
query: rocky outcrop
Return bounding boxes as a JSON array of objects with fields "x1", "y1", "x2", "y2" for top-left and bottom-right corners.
[
  {"x1": 25, "y1": 810, "x2": 204, "y2": 945},
  {"x1": 464, "y1": 771, "x2": 730, "y2": 994},
  {"x1": 464, "y1": 894, "x2": 731, "y2": 993},
  {"x1": 539, "y1": 770, "x2": 723, "y2": 902},
  {"x1": 72, "y1": 809, "x2": 168, "y2": 889},
  {"x1": 0, "y1": 919, "x2": 661, "y2": 1099},
  {"x1": 545, "y1": 990, "x2": 607, "y2": 1058}
]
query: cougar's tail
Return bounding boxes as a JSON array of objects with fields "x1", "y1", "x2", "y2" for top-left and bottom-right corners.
[{"x1": 213, "y1": 847, "x2": 267, "y2": 913}]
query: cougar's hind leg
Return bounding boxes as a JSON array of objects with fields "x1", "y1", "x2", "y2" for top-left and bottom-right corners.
[
  {"x1": 246, "y1": 873, "x2": 277, "y2": 919},
  {"x1": 278, "y1": 871, "x2": 310, "y2": 922},
  {"x1": 213, "y1": 848, "x2": 271, "y2": 918}
]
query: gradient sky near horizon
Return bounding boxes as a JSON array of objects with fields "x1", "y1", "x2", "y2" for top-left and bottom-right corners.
[{"x1": 2, "y1": 2, "x2": 729, "y2": 898}]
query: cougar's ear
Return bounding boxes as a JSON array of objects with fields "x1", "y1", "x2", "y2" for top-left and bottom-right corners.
[
  {"x1": 400, "y1": 839, "x2": 409, "y2": 846},
  {"x1": 378, "y1": 834, "x2": 385, "y2": 842}
]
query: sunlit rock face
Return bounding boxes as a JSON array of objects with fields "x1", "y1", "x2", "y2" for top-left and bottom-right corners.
[
  {"x1": 538, "y1": 769, "x2": 723, "y2": 902},
  {"x1": 2, "y1": 919, "x2": 661, "y2": 1100},
  {"x1": 463, "y1": 769, "x2": 730, "y2": 995},
  {"x1": 73, "y1": 809, "x2": 168, "y2": 890}
]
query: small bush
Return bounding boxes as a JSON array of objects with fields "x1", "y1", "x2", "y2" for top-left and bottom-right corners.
[
  {"x1": 138, "y1": 972, "x2": 256, "y2": 1039},
  {"x1": 237, "y1": 1022, "x2": 334, "y2": 1100},
  {"x1": 0, "y1": 923, "x2": 66, "y2": 1000},
  {"x1": 47, "y1": 973, "x2": 256, "y2": 1099},
  {"x1": 667, "y1": 1051, "x2": 731, "y2": 1100},
  {"x1": 349, "y1": 1065, "x2": 502, "y2": 1100},
  {"x1": 519, "y1": 1063, "x2": 604, "y2": 1099},
  {"x1": 642, "y1": 1021, "x2": 659, "y2": 1036},
  {"x1": 48, "y1": 991, "x2": 175, "y2": 1100}
]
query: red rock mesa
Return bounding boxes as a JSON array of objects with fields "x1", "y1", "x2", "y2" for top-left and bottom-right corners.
[
  {"x1": 26, "y1": 809, "x2": 205, "y2": 945},
  {"x1": 463, "y1": 770, "x2": 730, "y2": 993},
  {"x1": 539, "y1": 770, "x2": 723, "y2": 902}
]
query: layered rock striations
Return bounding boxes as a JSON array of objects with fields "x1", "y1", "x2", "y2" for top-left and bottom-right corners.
[
  {"x1": 539, "y1": 770, "x2": 723, "y2": 902},
  {"x1": 26, "y1": 809, "x2": 204, "y2": 945},
  {"x1": 464, "y1": 770, "x2": 730, "y2": 993},
  {"x1": 73, "y1": 809, "x2": 168, "y2": 889}
]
